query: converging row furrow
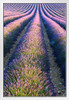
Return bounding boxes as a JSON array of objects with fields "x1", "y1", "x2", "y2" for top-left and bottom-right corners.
[
  {"x1": 4, "y1": 5, "x2": 37, "y2": 56},
  {"x1": 39, "y1": 4, "x2": 66, "y2": 85},
  {"x1": 4, "y1": 8, "x2": 56, "y2": 96},
  {"x1": 44, "y1": 4, "x2": 66, "y2": 20},
  {"x1": 41, "y1": 4, "x2": 66, "y2": 29},
  {"x1": 4, "y1": 4, "x2": 35, "y2": 26},
  {"x1": 46, "y1": 4, "x2": 66, "y2": 18}
]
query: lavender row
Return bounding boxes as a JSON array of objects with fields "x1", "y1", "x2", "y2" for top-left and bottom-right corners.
[
  {"x1": 4, "y1": 5, "x2": 37, "y2": 56},
  {"x1": 4, "y1": 8, "x2": 56, "y2": 96},
  {"x1": 4, "y1": 4, "x2": 29, "y2": 17},
  {"x1": 4, "y1": 11, "x2": 21, "y2": 17},
  {"x1": 41, "y1": 4, "x2": 66, "y2": 29},
  {"x1": 46, "y1": 4, "x2": 66, "y2": 18},
  {"x1": 39, "y1": 5, "x2": 66, "y2": 85},
  {"x1": 41, "y1": 17, "x2": 66, "y2": 96},
  {"x1": 4, "y1": 4, "x2": 33, "y2": 16},
  {"x1": 44, "y1": 4, "x2": 66, "y2": 20},
  {"x1": 4, "y1": 4, "x2": 35, "y2": 26}
]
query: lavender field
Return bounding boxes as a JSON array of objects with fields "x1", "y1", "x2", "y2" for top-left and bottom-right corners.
[{"x1": 4, "y1": 3, "x2": 66, "y2": 96}]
